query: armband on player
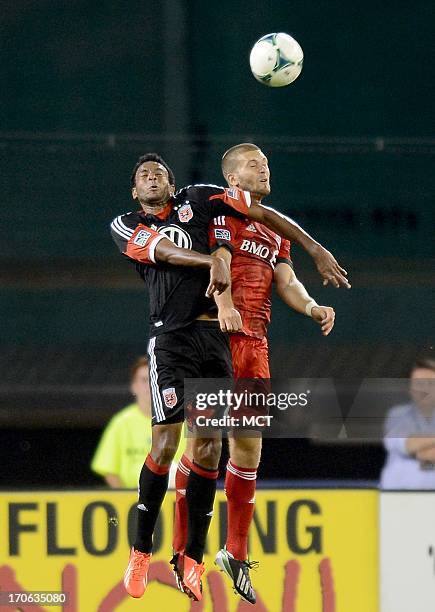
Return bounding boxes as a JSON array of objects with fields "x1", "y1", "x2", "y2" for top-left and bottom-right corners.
[{"x1": 126, "y1": 225, "x2": 165, "y2": 264}]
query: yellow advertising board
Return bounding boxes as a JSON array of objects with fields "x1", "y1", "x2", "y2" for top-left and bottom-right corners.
[{"x1": 0, "y1": 490, "x2": 378, "y2": 611}]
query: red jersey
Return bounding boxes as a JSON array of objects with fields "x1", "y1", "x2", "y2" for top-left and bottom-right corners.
[{"x1": 208, "y1": 216, "x2": 292, "y2": 339}]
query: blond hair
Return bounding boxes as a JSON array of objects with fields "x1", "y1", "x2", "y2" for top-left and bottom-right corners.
[{"x1": 221, "y1": 143, "x2": 260, "y2": 180}]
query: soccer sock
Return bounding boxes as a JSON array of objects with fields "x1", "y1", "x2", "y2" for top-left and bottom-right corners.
[
  {"x1": 225, "y1": 460, "x2": 257, "y2": 561},
  {"x1": 172, "y1": 454, "x2": 193, "y2": 553},
  {"x1": 134, "y1": 453, "x2": 170, "y2": 553},
  {"x1": 185, "y1": 461, "x2": 219, "y2": 563}
]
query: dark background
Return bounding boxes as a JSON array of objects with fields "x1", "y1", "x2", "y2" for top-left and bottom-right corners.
[{"x1": 0, "y1": 0, "x2": 433, "y2": 486}]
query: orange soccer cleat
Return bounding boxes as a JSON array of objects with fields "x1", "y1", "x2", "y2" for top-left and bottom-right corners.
[
  {"x1": 182, "y1": 554, "x2": 205, "y2": 601},
  {"x1": 123, "y1": 547, "x2": 152, "y2": 598}
]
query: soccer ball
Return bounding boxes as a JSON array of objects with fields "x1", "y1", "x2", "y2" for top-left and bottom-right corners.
[{"x1": 249, "y1": 32, "x2": 304, "y2": 87}]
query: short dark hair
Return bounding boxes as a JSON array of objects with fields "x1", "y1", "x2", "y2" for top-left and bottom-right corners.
[
  {"x1": 130, "y1": 356, "x2": 149, "y2": 381},
  {"x1": 130, "y1": 153, "x2": 175, "y2": 188},
  {"x1": 413, "y1": 357, "x2": 435, "y2": 373}
]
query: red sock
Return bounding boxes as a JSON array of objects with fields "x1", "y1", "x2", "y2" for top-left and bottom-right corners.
[
  {"x1": 225, "y1": 460, "x2": 257, "y2": 561},
  {"x1": 172, "y1": 454, "x2": 193, "y2": 553}
]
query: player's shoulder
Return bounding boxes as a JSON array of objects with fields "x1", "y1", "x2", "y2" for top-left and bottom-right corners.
[
  {"x1": 110, "y1": 212, "x2": 141, "y2": 234},
  {"x1": 177, "y1": 184, "x2": 225, "y2": 201},
  {"x1": 111, "y1": 211, "x2": 141, "y2": 227}
]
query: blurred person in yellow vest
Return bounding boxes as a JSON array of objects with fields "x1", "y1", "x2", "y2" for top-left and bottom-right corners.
[{"x1": 91, "y1": 357, "x2": 185, "y2": 488}]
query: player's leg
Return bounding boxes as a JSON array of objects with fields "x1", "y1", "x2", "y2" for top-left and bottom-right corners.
[
  {"x1": 226, "y1": 335, "x2": 269, "y2": 564},
  {"x1": 173, "y1": 433, "x2": 222, "y2": 599},
  {"x1": 185, "y1": 433, "x2": 222, "y2": 556},
  {"x1": 172, "y1": 437, "x2": 194, "y2": 555},
  {"x1": 134, "y1": 421, "x2": 183, "y2": 553},
  {"x1": 172, "y1": 434, "x2": 222, "y2": 557},
  {"x1": 125, "y1": 332, "x2": 195, "y2": 598},
  {"x1": 225, "y1": 433, "x2": 262, "y2": 558},
  {"x1": 171, "y1": 321, "x2": 230, "y2": 600},
  {"x1": 215, "y1": 334, "x2": 270, "y2": 605}
]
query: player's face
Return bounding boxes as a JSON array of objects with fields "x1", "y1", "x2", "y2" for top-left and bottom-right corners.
[
  {"x1": 132, "y1": 161, "x2": 174, "y2": 205},
  {"x1": 231, "y1": 150, "x2": 271, "y2": 197},
  {"x1": 410, "y1": 367, "x2": 435, "y2": 413},
  {"x1": 131, "y1": 365, "x2": 150, "y2": 403}
]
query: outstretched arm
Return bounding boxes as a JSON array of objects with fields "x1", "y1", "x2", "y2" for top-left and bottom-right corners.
[
  {"x1": 274, "y1": 262, "x2": 336, "y2": 336},
  {"x1": 154, "y1": 238, "x2": 230, "y2": 297},
  {"x1": 248, "y1": 203, "x2": 351, "y2": 289}
]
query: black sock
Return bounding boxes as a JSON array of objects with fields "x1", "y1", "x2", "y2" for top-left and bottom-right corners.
[
  {"x1": 185, "y1": 464, "x2": 218, "y2": 563},
  {"x1": 134, "y1": 455, "x2": 169, "y2": 553}
]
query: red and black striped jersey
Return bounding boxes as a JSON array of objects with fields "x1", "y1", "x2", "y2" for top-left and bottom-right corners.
[
  {"x1": 208, "y1": 216, "x2": 292, "y2": 339},
  {"x1": 110, "y1": 184, "x2": 251, "y2": 337}
]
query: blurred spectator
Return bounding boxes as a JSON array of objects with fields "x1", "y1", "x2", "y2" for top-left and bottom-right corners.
[
  {"x1": 91, "y1": 357, "x2": 185, "y2": 488},
  {"x1": 380, "y1": 358, "x2": 435, "y2": 489}
]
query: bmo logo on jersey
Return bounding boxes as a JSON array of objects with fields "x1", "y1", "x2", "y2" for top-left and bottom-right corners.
[
  {"x1": 240, "y1": 239, "x2": 278, "y2": 266},
  {"x1": 157, "y1": 224, "x2": 192, "y2": 250}
]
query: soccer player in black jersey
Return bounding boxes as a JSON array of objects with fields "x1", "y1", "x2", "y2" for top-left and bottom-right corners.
[{"x1": 111, "y1": 153, "x2": 349, "y2": 602}]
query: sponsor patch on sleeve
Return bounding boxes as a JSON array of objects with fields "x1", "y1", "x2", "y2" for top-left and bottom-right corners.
[
  {"x1": 133, "y1": 229, "x2": 152, "y2": 247},
  {"x1": 214, "y1": 229, "x2": 231, "y2": 241},
  {"x1": 226, "y1": 187, "x2": 239, "y2": 200}
]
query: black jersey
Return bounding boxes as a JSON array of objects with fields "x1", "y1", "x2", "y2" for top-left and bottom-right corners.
[{"x1": 110, "y1": 184, "x2": 252, "y2": 337}]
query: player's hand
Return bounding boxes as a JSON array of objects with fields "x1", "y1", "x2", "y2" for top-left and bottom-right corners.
[
  {"x1": 218, "y1": 306, "x2": 243, "y2": 333},
  {"x1": 206, "y1": 256, "x2": 230, "y2": 297},
  {"x1": 313, "y1": 245, "x2": 351, "y2": 289},
  {"x1": 311, "y1": 306, "x2": 335, "y2": 336}
]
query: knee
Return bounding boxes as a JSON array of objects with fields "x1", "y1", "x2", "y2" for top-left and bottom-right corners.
[
  {"x1": 193, "y1": 438, "x2": 222, "y2": 469},
  {"x1": 152, "y1": 444, "x2": 178, "y2": 465},
  {"x1": 151, "y1": 429, "x2": 180, "y2": 466},
  {"x1": 230, "y1": 437, "x2": 262, "y2": 468}
]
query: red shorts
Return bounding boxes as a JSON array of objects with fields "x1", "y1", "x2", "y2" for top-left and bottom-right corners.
[{"x1": 230, "y1": 333, "x2": 270, "y2": 379}]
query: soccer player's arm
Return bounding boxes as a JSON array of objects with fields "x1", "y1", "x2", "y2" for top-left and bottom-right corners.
[
  {"x1": 208, "y1": 188, "x2": 350, "y2": 289},
  {"x1": 208, "y1": 216, "x2": 243, "y2": 332},
  {"x1": 110, "y1": 214, "x2": 229, "y2": 296},
  {"x1": 273, "y1": 242, "x2": 335, "y2": 336},
  {"x1": 91, "y1": 417, "x2": 123, "y2": 487}
]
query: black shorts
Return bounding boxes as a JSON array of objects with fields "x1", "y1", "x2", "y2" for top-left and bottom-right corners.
[{"x1": 147, "y1": 320, "x2": 232, "y2": 425}]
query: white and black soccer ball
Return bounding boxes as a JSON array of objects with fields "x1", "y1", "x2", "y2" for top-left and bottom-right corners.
[{"x1": 249, "y1": 32, "x2": 304, "y2": 87}]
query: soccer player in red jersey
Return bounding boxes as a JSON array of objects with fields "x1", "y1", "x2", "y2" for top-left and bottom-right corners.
[{"x1": 173, "y1": 143, "x2": 336, "y2": 604}]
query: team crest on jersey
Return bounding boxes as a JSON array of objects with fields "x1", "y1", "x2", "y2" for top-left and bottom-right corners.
[
  {"x1": 133, "y1": 229, "x2": 152, "y2": 246},
  {"x1": 163, "y1": 387, "x2": 177, "y2": 408},
  {"x1": 178, "y1": 203, "x2": 193, "y2": 223},
  {"x1": 246, "y1": 224, "x2": 257, "y2": 232}
]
